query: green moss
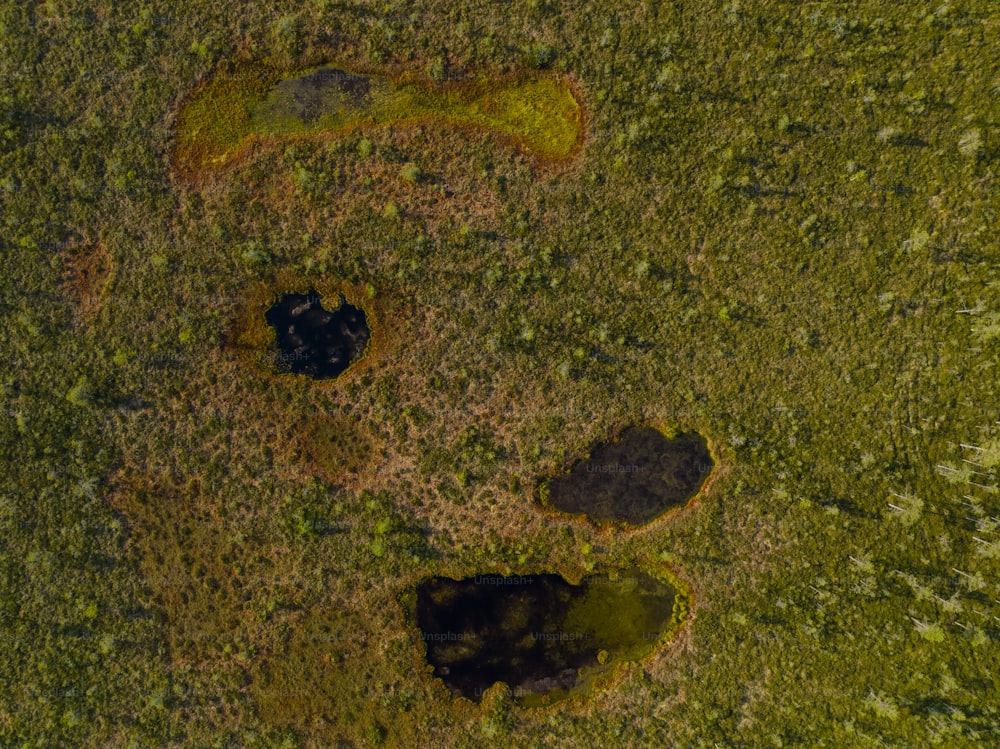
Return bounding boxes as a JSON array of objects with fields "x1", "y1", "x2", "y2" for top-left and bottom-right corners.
[
  {"x1": 176, "y1": 64, "x2": 581, "y2": 171},
  {"x1": 175, "y1": 67, "x2": 276, "y2": 170}
]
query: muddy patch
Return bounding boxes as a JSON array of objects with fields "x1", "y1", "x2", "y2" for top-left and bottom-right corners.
[
  {"x1": 267, "y1": 66, "x2": 376, "y2": 124},
  {"x1": 415, "y1": 570, "x2": 684, "y2": 705},
  {"x1": 541, "y1": 428, "x2": 714, "y2": 526},
  {"x1": 59, "y1": 240, "x2": 111, "y2": 325}
]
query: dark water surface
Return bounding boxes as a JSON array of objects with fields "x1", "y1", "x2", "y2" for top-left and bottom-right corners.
[
  {"x1": 264, "y1": 290, "x2": 369, "y2": 379},
  {"x1": 416, "y1": 570, "x2": 679, "y2": 703},
  {"x1": 543, "y1": 428, "x2": 714, "y2": 525}
]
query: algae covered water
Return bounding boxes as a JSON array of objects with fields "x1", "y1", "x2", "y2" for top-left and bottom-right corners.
[
  {"x1": 176, "y1": 63, "x2": 582, "y2": 171},
  {"x1": 416, "y1": 570, "x2": 685, "y2": 704}
]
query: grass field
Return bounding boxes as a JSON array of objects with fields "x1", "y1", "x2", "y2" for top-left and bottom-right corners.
[{"x1": 1, "y1": 0, "x2": 999, "y2": 747}]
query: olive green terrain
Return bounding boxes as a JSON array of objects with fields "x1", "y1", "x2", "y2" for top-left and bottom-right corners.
[
  {"x1": 175, "y1": 64, "x2": 581, "y2": 170},
  {"x1": 1, "y1": 1, "x2": 999, "y2": 747}
]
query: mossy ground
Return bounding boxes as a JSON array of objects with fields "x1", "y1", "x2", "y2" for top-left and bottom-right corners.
[
  {"x1": 176, "y1": 63, "x2": 582, "y2": 172},
  {"x1": 2, "y1": 1, "x2": 999, "y2": 747}
]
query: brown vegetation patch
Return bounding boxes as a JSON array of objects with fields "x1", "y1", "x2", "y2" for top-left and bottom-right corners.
[
  {"x1": 59, "y1": 239, "x2": 112, "y2": 326},
  {"x1": 282, "y1": 413, "x2": 375, "y2": 486}
]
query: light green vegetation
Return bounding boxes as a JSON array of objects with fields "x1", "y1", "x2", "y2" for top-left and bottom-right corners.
[
  {"x1": 547, "y1": 568, "x2": 689, "y2": 708},
  {"x1": 174, "y1": 66, "x2": 276, "y2": 169},
  {"x1": 176, "y1": 63, "x2": 581, "y2": 170},
  {"x1": 1, "y1": 0, "x2": 999, "y2": 747}
]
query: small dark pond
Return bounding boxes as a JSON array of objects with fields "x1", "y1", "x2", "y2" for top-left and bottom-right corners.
[
  {"x1": 542, "y1": 427, "x2": 713, "y2": 526},
  {"x1": 416, "y1": 570, "x2": 681, "y2": 704},
  {"x1": 264, "y1": 290, "x2": 370, "y2": 380}
]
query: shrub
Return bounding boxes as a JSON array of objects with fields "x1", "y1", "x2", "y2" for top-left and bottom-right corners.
[
  {"x1": 65, "y1": 376, "x2": 94, "y2": 407},
  {"x1": 400, "y1": 163, "x2": 421, "y2": 183}
]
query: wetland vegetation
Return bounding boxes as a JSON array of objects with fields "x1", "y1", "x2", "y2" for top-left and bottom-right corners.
[
  {"x1": 175, "y1": 62, "x2": 582, "y2": 172},
  {"x1": 3, "y1": 1, "x2": 999, "y2": 746}
]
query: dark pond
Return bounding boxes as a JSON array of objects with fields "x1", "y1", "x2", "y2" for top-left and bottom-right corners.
[
  {"x1": 416, "y1": 570, "x2": 681, "y2": 704},
  {"x1": 264, "y1": 290, "x2": 370, "y2": 380},
  {"x1": 542, "y1": 427, "x2": 713, "y2": 526}
]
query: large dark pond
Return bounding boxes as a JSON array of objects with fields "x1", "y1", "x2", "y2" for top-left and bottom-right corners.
[
  {"x1": 416, "y1": 570, "x2": 681, "y2": 704},
  {"x1": 541, "y1": 427, "x2": 714, "y2": 526},
  {"x1": 264, "y1": 290, "x2": 370, "y2": 380}
]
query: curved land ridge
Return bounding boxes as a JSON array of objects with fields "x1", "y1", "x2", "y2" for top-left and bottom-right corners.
[{"x1": 175, "y1": 62, "x2": 583, "y2": 172}]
